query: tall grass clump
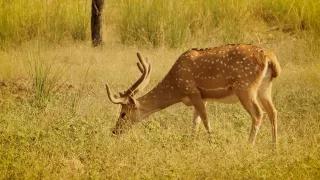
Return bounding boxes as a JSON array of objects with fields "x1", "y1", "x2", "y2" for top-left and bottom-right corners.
[
  {"x1": 0, "y1": 0, "x2": 90, "y2": 48},
  {"x1": 25, "y1": 46, "x2": 69, "y2": 107},
  {"x1": 1, "y1": 0, "x2": 320, "y2": 48},
  {"x1": 114, "y1": 0, "x2": 253, "y2": 48},
  {"x1": 257, "y1": 0, "x2": 320, "y2": 39},
  {"x1": 112, "y1": 0, "x2": 320, "y2": 47}
]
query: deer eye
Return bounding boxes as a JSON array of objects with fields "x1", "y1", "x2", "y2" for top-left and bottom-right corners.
[{"x1": 120, "y1": 112, "x2": 126, "y2": 118}]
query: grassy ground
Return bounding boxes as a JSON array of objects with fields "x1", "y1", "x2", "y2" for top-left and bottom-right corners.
[
  {"x1": 1, "y1": 0, "x2": 320, "y2": 179},
  {"x1": 1, "y1": 37, "x2": 320, "y2": 179}
]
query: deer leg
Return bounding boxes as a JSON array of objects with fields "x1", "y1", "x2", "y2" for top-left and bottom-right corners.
[
  {"x1": 258, "y1": 83, "x2": 278, "y2": 144},
  {"x1": 193, "y1": 102, "x2": 207, "y2": 133},
  {"x1": 236, "y1": 91, "x2": 263, "y2": 144},
  {"x1": 189, "y1": 94, "x2": 211, "y2": 133}
]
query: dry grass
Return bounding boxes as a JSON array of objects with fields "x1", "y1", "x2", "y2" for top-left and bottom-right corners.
[
  {"x1": 0, "y1": 0, "x2": 320, "y2": 179},
  {"x1": 1, "y1": 0, "x2": 320, "y2": 48},
  {"x1": 0, "y1": 34, "x2": 320, "y2": 179}
]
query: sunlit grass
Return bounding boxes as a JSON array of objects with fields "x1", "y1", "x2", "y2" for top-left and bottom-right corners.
[
  {"x1": 115, "y1": 0, "x2": 254, "y2": 47},
  {"x1": 0, "y1": 0, "x2": 320, "y2": 179},
  {"x1": 1, "y1": 0, "x2": 319, "y2": 48},
  {"x1": 257, "y1": 0, "x2": 320, "y2": 35},
  {"x1": 0, "y1": 39, "x2": 320, "y2": 178},
  {"x1": 0, "y1": 0, "x2": 90, "y2": 48}
]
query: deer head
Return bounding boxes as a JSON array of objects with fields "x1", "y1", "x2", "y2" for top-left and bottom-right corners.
[{"x1": 105, "y1": 52, "x2": 152, "y2": 134}]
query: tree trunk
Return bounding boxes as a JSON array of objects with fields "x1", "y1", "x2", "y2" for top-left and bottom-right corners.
[{"x1": 91, "y1": 0, "x2": 105, "y2": 46}]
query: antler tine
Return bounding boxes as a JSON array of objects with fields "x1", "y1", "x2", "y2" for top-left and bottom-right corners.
[
  {"x1": 105, "y1": 83, "x2": 127, "y2": 104},
  {"x1": 136, "y1": 54, "x2": 149, "y2": 72},
  {"x1": 137, "y1": 62, "x2": 144, "y2": 73},
  {"x1": 132, "y1": 61, "x2": 152, "y2": 95},
  {"x1": 137, "y1": 58, "x2": 151, "y2": 75},
  {"x1": 137, "y1": 52, "x2": 148, "y2": 71},
  {"x1": 121, "y1": 52, "x2": 149, "y2": 97}
]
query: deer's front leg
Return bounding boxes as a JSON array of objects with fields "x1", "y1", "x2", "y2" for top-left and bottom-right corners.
[
  {"x1": 192, "y1": 102, "x2": 208, "y2": 133},
  {"x1": 189, "y1": 93, "x2": 211, "y2": 133}
]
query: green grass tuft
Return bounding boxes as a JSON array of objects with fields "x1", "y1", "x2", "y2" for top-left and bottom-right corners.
[{"x1": 24, "y1": 43, "x2": 70, "y2": 107}]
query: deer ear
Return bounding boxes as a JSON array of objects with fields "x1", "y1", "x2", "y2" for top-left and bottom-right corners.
[{"x1": 128, "y1": 96, "x2": 140, "y2": 108}]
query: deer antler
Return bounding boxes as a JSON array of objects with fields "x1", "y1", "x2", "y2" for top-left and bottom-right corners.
[
  {"x1": 120, "y1": 52, "x2": 150, "y2": 97},
  {"x1": 132, "y1": 58, "x2": 152, "y2": 95},
  {"x1": 105, "y1": 52, "x2": 151, "y2": 104},
  {"x1": 105, "y1": 83, "x2": 127, "y2": 104}
]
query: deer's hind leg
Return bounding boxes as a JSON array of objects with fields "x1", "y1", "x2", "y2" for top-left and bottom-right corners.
[
  {"x1": 258, "y1": 82, "x2": 278, "y2": 144},
  {"x1": 236, "y1": 90, "x2": 263, "y2": 144}
]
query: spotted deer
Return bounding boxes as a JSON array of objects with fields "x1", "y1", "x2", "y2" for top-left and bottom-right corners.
[{"x1": 105, "y1": 44, "x2": 281, "y2": 144}]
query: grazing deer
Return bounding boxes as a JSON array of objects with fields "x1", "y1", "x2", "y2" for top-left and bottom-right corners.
[{"x1": 105, "y1": 44, "x2": 281, "y2": 144}]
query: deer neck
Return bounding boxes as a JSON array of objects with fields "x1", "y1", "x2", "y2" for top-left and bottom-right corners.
[{"x1": 137, "y1": 77, "x2": 182, "y2": 119}]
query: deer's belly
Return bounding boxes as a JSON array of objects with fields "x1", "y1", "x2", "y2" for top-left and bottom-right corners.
[
  {"x1": 200, "y1": 88, "x2": 239, "y2": 104},
  {"x1": 204, "y1": 94, "x2": 239, "y2": 104},
  {"x1": 181, "y1": 92, "x2": 239, "y2": 106}
]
